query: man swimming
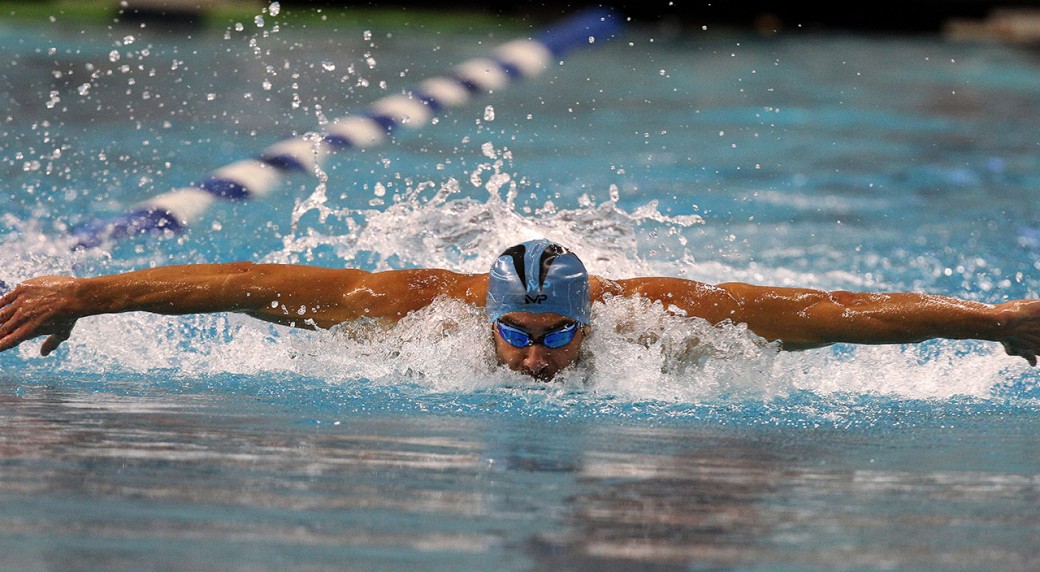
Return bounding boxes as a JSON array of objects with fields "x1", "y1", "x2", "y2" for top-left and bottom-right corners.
[{"x1": 3, "y1": 238, "x2": 1040, "y2": 380}]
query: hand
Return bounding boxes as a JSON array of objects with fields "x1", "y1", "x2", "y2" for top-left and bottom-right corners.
[
  {"x1": 996, "y1": 299, "x2": 1040, "y2": 366},
  {"x1": 0, "y1": 276, "x2": 82, "y2": 356}
]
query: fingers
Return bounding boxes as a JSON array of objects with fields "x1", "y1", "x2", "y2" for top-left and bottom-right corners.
[
  {"x1": 1002, "y1": 339, "x2": 1039, "y2": 366},
  {"x1": 0, "y1": 282, "x2": 13, "y2": 304},
  {"x1": 0, "y1": 303, "x2": 25, "y2": 338},
  {"x1": 0, "y1": 316, "x2": 43, "y2": 353},
  {"x1": 0, "y1": 293, "x2": 27, "y2": 351},
  {"x1": 40, "y1": 329, "x2": 72, "y2": 356},
  {"x1": 0, "y1": 295, "x2": 63, "y2": 354},
  {"x1": 0, "y1": 281, "x2": 81, "y2": 357},
  {"x1": 0, "y1": 287, "x2": 21, "y2": 323},
  {"x1": 1018, "y1": 349, "x2": 1038, "y2": 367},
  {"x1": 0, "y1": 327, "x2": 28, "y2": 352},
  {"x1": 0, "y1": 315, "x2": 75, "y2": 355}
]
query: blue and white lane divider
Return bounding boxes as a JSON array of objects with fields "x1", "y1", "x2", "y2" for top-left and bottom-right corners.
[{"x1": 71, "y1": 8, "x2": 622, "y2": 250}]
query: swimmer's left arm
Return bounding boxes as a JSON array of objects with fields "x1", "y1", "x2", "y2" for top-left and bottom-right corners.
[
  {"x1": 0, "y1": 263, "x2": 357, "y2": 356},
  {"x1": 610, "y1": 277, "x2": 1040, "y2": 365},
  {"x1": 0, "y1": 264, "x2": 487, "y2": 356}
]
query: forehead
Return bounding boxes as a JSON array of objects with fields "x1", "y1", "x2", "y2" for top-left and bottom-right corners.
[{"x1": 499, "y1": 312, "x2": 573, "y2": 330}]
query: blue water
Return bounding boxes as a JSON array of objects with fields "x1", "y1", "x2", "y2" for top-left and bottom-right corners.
[{"x1": 2, "y1": 7, "x2": 1039, "y2": 571}]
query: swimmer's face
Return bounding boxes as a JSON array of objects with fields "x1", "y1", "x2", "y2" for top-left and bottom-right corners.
[{"x1": 492, "y1": 312, "x2": 586, "y2": 381}]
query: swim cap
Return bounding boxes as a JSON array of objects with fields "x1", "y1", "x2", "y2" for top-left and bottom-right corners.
[{"x1": 486, "y1": 239, "x2": 591, "y2": 325}]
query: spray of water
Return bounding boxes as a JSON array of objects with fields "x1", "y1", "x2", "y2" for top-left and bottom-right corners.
[{"x1": 2, "y1": 149, "x2": 1030, "y2": 408}]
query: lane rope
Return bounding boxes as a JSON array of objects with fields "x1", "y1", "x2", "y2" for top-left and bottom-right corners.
[{"x1": 71, "y1": 8, "x2": 622, "y2": 250}]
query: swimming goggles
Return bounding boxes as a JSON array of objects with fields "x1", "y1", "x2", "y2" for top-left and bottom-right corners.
[{"x1": 495, "y1": 320, "x2": 580, "y2": 349}]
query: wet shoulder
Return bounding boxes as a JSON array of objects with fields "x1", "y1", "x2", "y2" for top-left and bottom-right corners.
[
  {"x1": 363, "y1": 269, "x2": 488, "y2": 307},
  {"x1": 590, "y1": 274, "x2": 700, "y2": 301},
  {"x1": 589, "y1": 274, "x2": 746, "y2": 324}
]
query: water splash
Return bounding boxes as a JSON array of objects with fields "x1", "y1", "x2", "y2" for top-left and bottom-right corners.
[
  {"x1": 1, "y1": 136, "x2": 1031, "y2": 411},
  {"x1": 270, "y1": 143, "x2": 703, "y2": 278},
  {"x1": 5, "y1": 266, "x2": 1023, "y2": 412}
]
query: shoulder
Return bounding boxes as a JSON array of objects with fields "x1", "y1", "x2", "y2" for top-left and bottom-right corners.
[
  {"x1": 363, "y1": 269, "x2": 488, "y2": 306},
  {"x1": 589, "y1": 274, "x2": 723, "y2": 301},
  {"x1": 588, "y1": 274, "x2": 740, "y2": 322}
]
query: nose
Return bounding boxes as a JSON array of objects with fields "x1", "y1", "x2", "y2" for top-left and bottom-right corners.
[{"x1": 521, "y1": 344, "x2": 552, "y2": 379}]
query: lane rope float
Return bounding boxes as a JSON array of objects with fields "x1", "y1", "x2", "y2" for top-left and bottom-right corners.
[{"x1": 71, "y1": 8, "x2": 622, "y2": 250}]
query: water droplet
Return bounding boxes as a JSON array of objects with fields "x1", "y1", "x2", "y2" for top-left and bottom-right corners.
[
  {"x1": 234, "y1": 22, "x2": 244, "y2": 32},
  {"x1": 123, "y1": 34, "x2": 135, "y2": 45},
  {"x1": 108, "y1": 50, "x2": 120, "y2": 62},
  {"x1": 363, "y1": 30, "x2": 372, "y2": 41},
  {"x1": 374, "y1": 182, "x2": 386, "y2": 197},
  {"x1": 321, "y1": 60, "x2": 335, "y2": 71},
  {"x1": 483, "y1": 105, "x2": 495, "y2": 121},
  {"x1": 588, "y1": 35, "x2": 595, "y2": 44},
  {"x1": 77, "y1": 83, "x2": 91, "y2": 96},
  {"x1": 254, "y1": 15, "x2": 265, "y2": 27},
  {"x1": 206, "y1": 93, "x2": 216, "y2": 101},
  {"x1": 268, "y1": 1, "x2": 280, "y2": 16}
]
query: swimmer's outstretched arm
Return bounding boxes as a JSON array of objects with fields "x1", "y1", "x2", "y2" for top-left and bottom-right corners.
[
  {"x1": 0, "y1": 263, "x2": 488, "y2": 356},
  {"x1": 605, "y1": 277, "x2": 1040, "y2": 365}
]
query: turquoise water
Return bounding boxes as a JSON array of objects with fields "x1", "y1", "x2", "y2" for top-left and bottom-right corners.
[{"x1": 2, "y1": 8, "x2": 1039, "y2": 571}]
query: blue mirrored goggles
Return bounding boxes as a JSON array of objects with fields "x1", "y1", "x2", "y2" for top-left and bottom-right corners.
[{"x1": 495, "y1": 321, "x2": 581, "y2": 349}]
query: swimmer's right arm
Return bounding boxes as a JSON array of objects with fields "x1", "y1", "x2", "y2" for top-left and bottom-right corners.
[
  {"x1": 0, "y1": 263, "x2": 489, "y2": 356},
  {"x1": 605, "y1": 276, "x2": 1040, "y2": 365}
]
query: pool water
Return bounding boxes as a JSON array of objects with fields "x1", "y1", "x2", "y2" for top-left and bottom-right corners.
[{"x1": 2, "y1": 6, "x2": 1039, "y2": 571}]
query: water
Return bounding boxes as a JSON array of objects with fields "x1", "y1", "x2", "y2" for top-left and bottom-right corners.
[{"x1": 2, "y1": 7, "x2": 1039, "y2": 571}]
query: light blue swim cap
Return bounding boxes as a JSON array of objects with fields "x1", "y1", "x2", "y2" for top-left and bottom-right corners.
[{"x1": 486, "y1": 239, "x2": 591, "y2": 325}]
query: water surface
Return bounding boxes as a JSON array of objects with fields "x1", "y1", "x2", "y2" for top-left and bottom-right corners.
[{"x1": 1, "y1": 8, "x2": 1038, "y2": 571}]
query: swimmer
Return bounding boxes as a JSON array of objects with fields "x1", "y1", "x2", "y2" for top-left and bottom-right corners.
[{"x1": 3, "y1": 238, "x2": 1040, "y2": 380}]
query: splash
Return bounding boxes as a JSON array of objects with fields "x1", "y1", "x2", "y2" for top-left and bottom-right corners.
[
  {"x1": 2, "y1": 143, "x2": 1032, "y2": 407},
  {"x1": 269, "y1": 142, "x2": 704, "y2": 278},
  {"x1": 0, "y1": 215, "x2": 117, "y2": 284},
  {"x1": 4, "y1": 251, "x2": 1024, "y2": 409}
]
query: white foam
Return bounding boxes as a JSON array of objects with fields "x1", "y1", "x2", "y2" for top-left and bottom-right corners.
[
  {"x1": 17, "y1": 284, "x2": 1016, "y2": 405},
  {"x1": 0, "y1": 169, "x2": 1027, "y2": 405}
]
